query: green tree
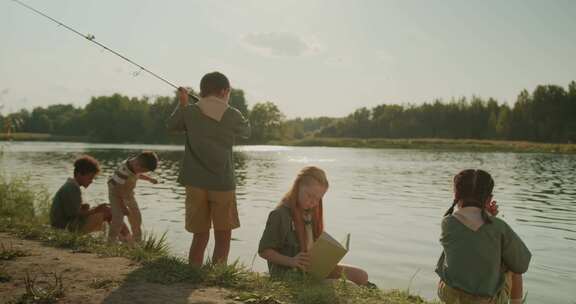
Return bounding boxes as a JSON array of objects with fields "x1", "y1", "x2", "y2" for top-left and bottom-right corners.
[
  {"x1": 83, "y1": 94, "x2": 151, "y2": 142},
  {"x1": 495, "y1": 106, "x2": 511, "y2": 139},
  {"x1": 249, "y1": 101, "x2": 285, "y2": 143},
  {"x1": 230, "y1": 89, "x2": 249, "y2": 117},
  {"x1": 567, "y1": 81, "x2": 576, "y2": 142},
  {"x1": 147, "y1": 96, "x2": 180, "y2": 143},
  {"x1": 28, "y1": 108, "x2": 53, "y2": 133}
]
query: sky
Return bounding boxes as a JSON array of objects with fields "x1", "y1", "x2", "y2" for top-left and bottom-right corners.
[{"x1": 1, "y1": 0, "x2": 575, "y2": 118}]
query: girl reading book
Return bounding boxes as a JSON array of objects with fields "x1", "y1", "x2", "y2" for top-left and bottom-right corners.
[
  {"x1": 436, "y1": 169, "x2": 531, "y2": 304},
  {"x1": 258, "y1": 166, "x2": 369, "y2": 285}
]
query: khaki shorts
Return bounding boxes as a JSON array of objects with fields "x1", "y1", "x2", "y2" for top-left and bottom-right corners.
[
  {"x1": 438, "y1": 273, "x2": 512, "y2": 304},
  {"x1": 185, "y1": 186, "x2": 240, "y2": 233}
]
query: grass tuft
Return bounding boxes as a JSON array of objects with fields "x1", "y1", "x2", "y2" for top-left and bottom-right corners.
[
  {"x1": 140, "y1": 256, "x2": 204, "y2": 284},
  {"x1": 203, "y1": 260, "x2": 251, "y2": 288},
  {"x1": 127, "y1": 232, "x2": 170, "y2": 262},
  {"x1": 10, "y1": 271, "x2": 65, "y2": 304},
  {"x1": 0, "y1": 242, "x2": 29, "y2": 260}
]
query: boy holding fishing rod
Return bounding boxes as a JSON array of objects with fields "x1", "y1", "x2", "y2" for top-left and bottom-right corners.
[{"x1": 167, "y1": 72, "x2": 250, "y2": 266}]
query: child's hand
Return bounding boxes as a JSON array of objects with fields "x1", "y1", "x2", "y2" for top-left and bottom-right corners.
[
  {"x1": 486, "y1": 200, "x2": 499, "y2": 216},
  {"x1": 178, "y1": 87, "x2": 189, "y2": 106},
  {"x1": 290, "y1": 252, "x2": 310, "y2": 271}
]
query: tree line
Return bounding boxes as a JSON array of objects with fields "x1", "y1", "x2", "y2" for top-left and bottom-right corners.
[{"x1": 1, "y1": 81, "x2": 575, "y2": 144}]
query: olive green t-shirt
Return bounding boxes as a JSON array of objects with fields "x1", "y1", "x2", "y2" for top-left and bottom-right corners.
[
  {"x1": 258, "y1": 205, "x2": 301, "y2": 276},
  {"x1": 167, "y1": 103, "x2": 250, "y2": 191},
  {"x1": 50, "y1": 178, "x2": 83, "y2": 229},
  {"x1": 435, "y1": 215, "x2": 531, "y2": 297}
]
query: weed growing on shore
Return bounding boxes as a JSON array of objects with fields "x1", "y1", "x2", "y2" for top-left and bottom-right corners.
[
  {"x1": 0, "y1": 242, "x2": 29, "y2": 260},
  {"x1": 128, "y1": 232, "x2": 170, "y2": 262},
  {"x1": 10, "y1": 271, "x2": 64, "y2": 304}
]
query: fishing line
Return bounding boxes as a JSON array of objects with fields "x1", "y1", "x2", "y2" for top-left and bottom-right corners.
[{"x1": 10, "y1": 0, "x2": 199, "y2": 101}]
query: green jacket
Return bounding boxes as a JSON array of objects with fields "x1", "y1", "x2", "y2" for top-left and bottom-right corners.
[
  {"x1": 436, "y1": 215, "x2": 531, "y2": 297},
  {"x1": 167, "y1": 103, "x2": 250, "y2": 191},
  {"x1": 50, "y1": 178, "x2": 83, "y2": 229},
  {"x1": 259, "y1": 205, "x2": 302, "y2": 276}
]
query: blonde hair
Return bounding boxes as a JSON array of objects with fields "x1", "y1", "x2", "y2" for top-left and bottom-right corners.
[{"x1": 281, "y1": 166, "x2": 329, "y2": 252}]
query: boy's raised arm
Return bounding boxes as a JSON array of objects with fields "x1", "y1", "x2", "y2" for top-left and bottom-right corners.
[{"x1": 166, "y1": 87, "x2": 190, "y2": 132}]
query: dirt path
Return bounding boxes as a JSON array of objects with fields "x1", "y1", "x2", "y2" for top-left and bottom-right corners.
[{"x1": 0, "y1": 233, "x2": 240, "y2": 304}]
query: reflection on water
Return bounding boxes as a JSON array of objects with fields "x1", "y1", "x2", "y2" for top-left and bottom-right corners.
[{"x1": 1, "y1": 142, "x2": 575, "y2": 303}]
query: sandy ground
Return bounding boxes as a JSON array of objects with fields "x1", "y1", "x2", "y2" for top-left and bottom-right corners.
[{"x1": 0, "y1": 233, "x2": 241, "y2": 304}]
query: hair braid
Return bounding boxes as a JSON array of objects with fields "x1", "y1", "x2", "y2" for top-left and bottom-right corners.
[{"x1": 447, "y1": 169, "x2": 495, "y2": 224}]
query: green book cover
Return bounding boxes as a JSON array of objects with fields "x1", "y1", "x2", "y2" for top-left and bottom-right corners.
[{"x1": 307, "y1": 232, "x2": 350, "y2": 279}]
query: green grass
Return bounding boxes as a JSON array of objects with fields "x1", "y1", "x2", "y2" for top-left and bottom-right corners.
[
  {"x1": 137, "y1": 256, "x2": 204, "y2": 284},
  {"x1": 229, "y1": 271, "x2": 432, "y2": 304},
  {"x1": 273, "y1": 137, "x2": 576, "y2": 154},
  {"x1": 0, "y1": 171, "x2": 435, "y2": 304}
]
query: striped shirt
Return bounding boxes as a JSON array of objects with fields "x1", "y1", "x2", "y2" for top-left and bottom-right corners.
[{"x1": 108, "y1": 159, "x2": 139, "y2": 195}]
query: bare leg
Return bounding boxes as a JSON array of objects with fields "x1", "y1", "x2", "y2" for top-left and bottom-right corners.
[
  {"x1": 213, "y1": 229, "x2": 232, "y2": 265},
  {"x1": 81, "y1": 212, "x2": 106, "y2": 234},
  {"x1": 510, "y1": 273, "x2": 523, "y2": 303},
  {"x1": 118, "y1": 222, "x2": 133, "y2": 243},
  {"x1": 126, "y1": 199, "x2": 142, "y2": 242},
  {"x1": 189, "y1": 231, "x2": 209, "y2": 266},
  {"x1": 328, "y1": 264, "x2": 369, "y2": 286}
]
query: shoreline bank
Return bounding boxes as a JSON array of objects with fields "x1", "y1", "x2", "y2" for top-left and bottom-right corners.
[{"x1": 2, "y1": 133, "x2": 576, "y2": 154}]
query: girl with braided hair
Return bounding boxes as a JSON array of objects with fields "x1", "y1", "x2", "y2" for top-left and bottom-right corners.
[
  {"x1": 436, "y1": 169, "x2": 531, "y2": 304},
  {"x1": 258, "y1": 166, "x2": 369, "y2": 285}
]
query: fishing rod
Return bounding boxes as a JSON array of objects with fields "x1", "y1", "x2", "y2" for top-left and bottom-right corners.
[{"x1": 10, "y1": 0, "x2": 199, "y2": 101}]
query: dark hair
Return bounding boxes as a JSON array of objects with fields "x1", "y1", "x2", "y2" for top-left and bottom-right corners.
[
  {"x1": 200, "y1": 72, "x2": 230, "y2": 98},
  {"x1": 136, "y1": 151, "x2": 158, "y2": 171},
  {"x1": 74, "y1": 155, "x2": 100, "y2": 176},
  {"x1": 444, "y1": 169, "x2": 494, "y2": 224}
]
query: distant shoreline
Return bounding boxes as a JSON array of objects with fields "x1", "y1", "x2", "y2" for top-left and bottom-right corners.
[
  {"x1": 2, "y1": 133, "x2": 576, "y2": 154},
  {"x1": 273, "y1": 137, "x2": 576, "y2": 154}
]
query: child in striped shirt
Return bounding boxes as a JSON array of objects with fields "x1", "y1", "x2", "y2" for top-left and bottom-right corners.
[{"x1": 107, "y1": 151, "x2": 159, "y2": 242}]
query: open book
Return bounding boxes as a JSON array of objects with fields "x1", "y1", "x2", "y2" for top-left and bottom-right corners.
[{"x1": 307, "y1": 232, "x2": 350, "y2": 279}]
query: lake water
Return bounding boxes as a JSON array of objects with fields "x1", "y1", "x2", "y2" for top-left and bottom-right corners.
[{"x1": 1, "y1": 141, "x2": 575, "y2": 303}]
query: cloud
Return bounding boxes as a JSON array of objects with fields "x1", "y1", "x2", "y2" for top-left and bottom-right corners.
[{"x1": 240, "y1": 32, "x2": 321, "y2": 57}]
